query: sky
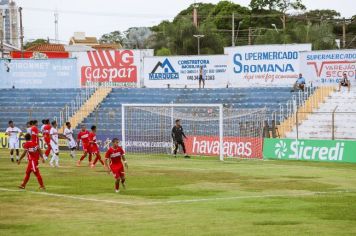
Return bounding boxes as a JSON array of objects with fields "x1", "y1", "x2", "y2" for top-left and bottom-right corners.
[{"x1": 16, "y1": 0, "x2": 355, "y2": 43}]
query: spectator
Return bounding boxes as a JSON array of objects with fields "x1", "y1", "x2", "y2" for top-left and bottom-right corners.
[
  {"x1": 199, "y1": 66, "x2": 205, "y2": 89},
  {"x1": 291, "y1": 73, "x2": 306, "y2": 92},
  {"x1": 338, "y1": 73, "x2": 351, "y2": 92}
]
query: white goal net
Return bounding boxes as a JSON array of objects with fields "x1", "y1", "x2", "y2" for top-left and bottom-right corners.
[{"x1": 121, "y1": 104, "x2": 266, "y2": 160}]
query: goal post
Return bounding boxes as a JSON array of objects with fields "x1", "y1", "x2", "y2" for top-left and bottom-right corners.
[
  {"x1": 121, "y1": 103, "x2": 266, "y2": 160},
  {"x1": 122, "y1": 103, "x2": 224, "y2": 160}
]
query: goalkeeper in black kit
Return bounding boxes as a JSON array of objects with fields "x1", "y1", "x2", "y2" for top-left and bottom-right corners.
[{"x1": 171, "y1": 119, "x2": 190, "y2": 158}]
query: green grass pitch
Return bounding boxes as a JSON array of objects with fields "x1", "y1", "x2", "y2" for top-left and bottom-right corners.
[{"x1": 0, "y1": 149, "x2": 356, "y2": 236}]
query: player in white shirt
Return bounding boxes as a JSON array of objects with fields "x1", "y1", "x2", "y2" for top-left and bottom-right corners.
[
  {"x1": 40, "y1": 119, "x2": 46, "y2": 133},
  {"x1": 26, "y1": 121, "x2": 32, "y2": 135},
  {"x1": 5, "y1": 121, "x2": 23, "y2": 162},
  {"x1": 49, "y1": 120, "x2": 71, "y2": 167},
  {"x1": 64, "y1": 122, "x2": 77, "y2": 159},
  {"x1": 49, "y1": 121, "x2": 60, "y2": 167}
]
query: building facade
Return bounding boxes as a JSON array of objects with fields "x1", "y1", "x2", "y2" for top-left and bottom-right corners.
[{"x1": 0, "y1": 0, "x2": 19, "y2": 48}]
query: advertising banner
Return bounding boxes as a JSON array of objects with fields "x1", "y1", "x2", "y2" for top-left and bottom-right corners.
[
  {"x1": 0, "y1": 59, "x2": 77, "y2": 88},
  {"x1": 143, "y1": 55, "x2": 228, "y2": 88},
  {"x1": 11, "y1": 51, "x2": 69, "y2": 59},
  {"x1": 300, "y1": 50, "x2": 356, "y2": 85},
  {"x1": 185, "y1": 135, "x2": 263, "y2": 159},
  {"x1": 224, "y1": 44, "x2": 311, "y2": 87},
  {"x1": 0, "y1": 132, "x2": 68, "y2": 150},
  {"x1": 263, "y1": 138, "x2": 356, "y2": 163},
  {"x1": 73, "y1": 49, "x2": 153, "y2": 88}
]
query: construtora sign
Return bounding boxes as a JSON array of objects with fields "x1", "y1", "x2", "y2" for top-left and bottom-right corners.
[
  {"x1": 185, "y1": 135, "x2": 263, "y2": 158},
  {"x1": 143, "y1": 55, "x2": 228, "y2": 88}
]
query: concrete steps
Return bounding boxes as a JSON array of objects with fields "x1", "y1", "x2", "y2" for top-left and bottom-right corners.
[
  {"x1": 286, "y1": 88, "x2": 356, "y2": 140},
  {"x1": 60, "y1": 87, "x2": 112, "y2": 131}
]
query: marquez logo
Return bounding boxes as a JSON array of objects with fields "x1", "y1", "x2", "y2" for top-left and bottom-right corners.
[{"x1": 149, "y1": 59, "x2": 179, "y2": 80}]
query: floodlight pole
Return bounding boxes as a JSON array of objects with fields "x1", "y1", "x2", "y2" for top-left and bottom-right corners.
[{"x1": 193, "y1": 34, "x2": 204, "y2": 55}]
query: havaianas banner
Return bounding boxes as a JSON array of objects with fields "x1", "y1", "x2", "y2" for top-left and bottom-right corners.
[{"x1": 263, "y1": 138, "x2": 356, "y2": 163}]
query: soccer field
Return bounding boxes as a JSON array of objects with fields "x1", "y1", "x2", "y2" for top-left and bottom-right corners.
[{"x1": 0, "y1": 150, "x2": 356, "y2": 236}]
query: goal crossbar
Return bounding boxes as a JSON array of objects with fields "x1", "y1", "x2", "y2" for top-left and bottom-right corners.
[{"x1": 121, "y1": 103, "x2": 224, "y2": 160}]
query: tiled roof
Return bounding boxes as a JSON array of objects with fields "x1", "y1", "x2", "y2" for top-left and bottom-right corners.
[{"x1": 26, "y1": 44, "x2": 66, "y2": 52}]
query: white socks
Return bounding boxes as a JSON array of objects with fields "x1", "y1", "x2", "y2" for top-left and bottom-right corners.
[
  {"x1": 70, "y1": 150, "x2": 76, "y2": 158},
  {"x1": 50, "y1": 154, "x2": 59, "y2": 167}
]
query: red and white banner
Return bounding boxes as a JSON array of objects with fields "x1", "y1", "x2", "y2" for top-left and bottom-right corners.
[
  {"x1": 300, "y1": 50, "x2": 356, "y2": 85},
  {"x1": 11, "y1": 51, "x2": 69, "y2": 59},
  {"x1": 73, "y1": 49, "x2": 153, "y2": 88},
  {"x1": 185, "y1": 135, "x2": 263, "y2": 159}
]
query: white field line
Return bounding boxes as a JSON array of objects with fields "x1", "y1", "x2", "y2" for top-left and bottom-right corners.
[{"x1": 0, "y1": 187, "x2": 353, "y2": 206}]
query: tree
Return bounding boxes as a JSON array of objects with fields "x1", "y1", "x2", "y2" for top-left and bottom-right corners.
[
  {"x1": 304, "y1": 9, "x2": 340, "y2": 21},
  {"x1": 254, "y1": 21, "x2": 337, "y2": 50},
  {"x1": 250, "y1": 0, "x2": 306, "y2": 29},
  {"x1": 99, "y1": 31, "x2": 124, "y2": 45},
  {"x1": 124, "y1": 27, "x2": 152, "y2": 49},
  {"x1": 24, "y1": 39, "x2": 48, "y2": 50},
  {"x1": 156, "y1": 47, "x2": 172, "y2": 56}
]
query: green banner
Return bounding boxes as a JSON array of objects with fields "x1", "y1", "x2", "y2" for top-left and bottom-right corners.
[{"x1": 263, "y1": 138, "x2": 356, "y2": 163}]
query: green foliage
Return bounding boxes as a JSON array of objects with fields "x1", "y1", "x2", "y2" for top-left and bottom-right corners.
[
  {"x1": 99, "y1": 30, "x2": 124, "y2": 45},
  {"x1": 99, "y1": 0, "x2": 353, "y2": 54},
  {"x1": 156, "y1": 47, "x2": 172, "y2": 56},
  {"x1": 304, "y1": 9, "x2": 341, "y2": 21},
  {"x1": 23, "y1": 39, "x2": 48, "y2": 50},
  {"x1": 254, "y1": 21, "x2": 337, "y2": 50},
  {"x1": 250, "y1": 0, "x2": 306, "y2": 12}
]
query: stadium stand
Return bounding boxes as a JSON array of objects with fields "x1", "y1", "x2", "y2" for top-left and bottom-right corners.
[
  {"x1": 81, "y1": 87, "x2": 298, "y2": 135},
  {"x1": 0, "y1": 87, "x2": 315, "y2": 136},
  {"x1": 286, "y1": 89, "x2": 356, "y2": 140},
  {"x1": 0, "y1": 89, "x2": 86, "y2": 132}
]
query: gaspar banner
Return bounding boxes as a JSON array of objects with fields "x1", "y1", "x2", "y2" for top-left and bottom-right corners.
[{"x1": 73, "y1": 49, "x2": 153, "y2": 88}]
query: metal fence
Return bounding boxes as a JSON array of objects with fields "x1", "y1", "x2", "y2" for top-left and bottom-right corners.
[{"x1": 295, "y1": 109, "x2": 356, "y2": 140}]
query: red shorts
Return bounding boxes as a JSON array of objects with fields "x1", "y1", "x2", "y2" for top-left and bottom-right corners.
[
  {"x1": 82, "y1": 143, "x2": 90, "y2": 152},
  {"x1": 110, "y1": 164, "x2": 125, "y2": 179},
  {"x1": 90, "y1": 144, "x2": 99, "y2": 154},
  {"x1": 26, "y1": 160, "x2": 39, "y2": 173},
  {"x1": 44, "y1": 137, "x2": 51, "y2": 144}
]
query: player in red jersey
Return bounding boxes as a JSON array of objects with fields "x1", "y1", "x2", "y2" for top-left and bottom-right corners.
[
  {"x1": 89, "y1": 125, "x2": 105, "y2": 168},
  {"x1": 18, "y1": 133, "x2": 45, "y2": 190},
  {"x1": 77, "y1": 124, "x2": 92, "y2": 166},
  {"x1": 42, "y1": 119, "x2": 52, "y2": 160},
  {"x1": 105, "y1": 138, "x2": 128, "y2": 193},
  {"x1": 30, "y1": 120, "x2": 40, "y2": 145}
]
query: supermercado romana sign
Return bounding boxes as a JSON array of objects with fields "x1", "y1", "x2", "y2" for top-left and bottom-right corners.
[{"x1": 263, "y1": 138, "x2": 356, "y2": 163}]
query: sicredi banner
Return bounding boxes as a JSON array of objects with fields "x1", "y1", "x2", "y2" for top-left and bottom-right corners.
[
  {"x1": 300, "y1": 50, "x2": 356, "y2": 85},
  {"x1": 263, "y1": 138, "x2": 356, "y2": 163},
  {"x1": 143, "y1": 55, "x2": 228, "y2": 88},
  {"x1": 185, "y1": 135, "x2": 263, "y2": 159},
  {"x1": 73, "y1": 49, "x2": 153, "y2": 88},
  {"x1": 224, "y1": 44, "x2": 311, "y2": 87},
  {"x1": 0, "y1": 59, "x2": 77, "y2": 88}
]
